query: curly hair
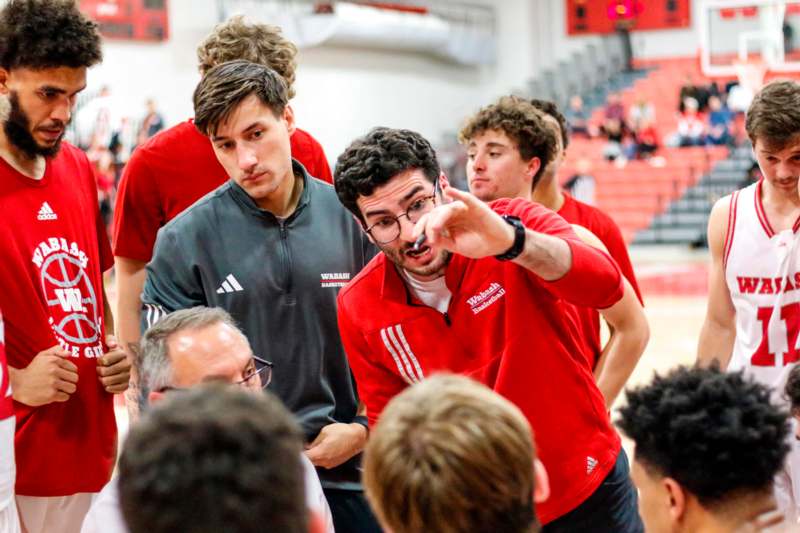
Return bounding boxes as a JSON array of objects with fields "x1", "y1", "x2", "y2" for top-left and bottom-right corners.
[
  {"x1": 197, "y1": 15, "x2": 298, "y2": 99},
  {"x1": 529, "y1": 98, "x2": 569, "y2": 150},
  {"x1": 334, "y1": 127, "x2": 440, "y2": 223},
  {"x1": 364, "y1": 375, "x2": 538, "y2": 533},
  {"x1": 0, "y1": 0, "x2": 101, "y2": 70},
  {"x1": 746, "y1": 79, "x2": 800, "y2": 150},
  {"x1": 458, "y1": 96, "x2": 556, "y2": 185},
  {"x1": 617, "y1": 365, "x2": 790, "y2": 510},
  {"x1": 786, "y1": 364, "x2": 800, "y2": 412},
  {"x1": 118, "y1": 384, "x2": 307, "y2": 533}
]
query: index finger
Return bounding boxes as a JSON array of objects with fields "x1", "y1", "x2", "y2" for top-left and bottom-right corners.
[{"x1": 54, "y1": 357, "x2": 79, "y2": 373}]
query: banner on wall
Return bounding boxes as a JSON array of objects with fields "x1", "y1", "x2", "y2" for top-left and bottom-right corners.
[
  {"x1": 567, "y1": 0, "x2": 691, "y2": 35},
  {"x1": 78, "y1": 0, "x2": 169, "y2": 41}
]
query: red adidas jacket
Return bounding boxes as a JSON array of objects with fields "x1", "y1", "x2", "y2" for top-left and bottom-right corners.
[{"x1": 337, "y1": 198, "x2": 624, "y2": 524}]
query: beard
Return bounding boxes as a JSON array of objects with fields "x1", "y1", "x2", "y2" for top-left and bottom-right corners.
[
  {"x1": 380, "y1": 241, "x2": 452, "y2": 279},
  {"x1": 4, "y1": 91, "x2": 64, "y2": 159}
]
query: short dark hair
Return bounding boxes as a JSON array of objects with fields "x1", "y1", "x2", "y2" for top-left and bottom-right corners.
[
  {"x1": 458, "y1": 96, "x2": 556, "y2": 186},
  {"x1": 529, "y1": 98, "x2": 569, "y2": 150},
  {"x1": 0, "y1": 0, "x2": 102, "y2": 70},
  {"x1": 193, "y1": 59, "x2": 288, "y2": 137},
  {"x1": 617, "y1": 365, "x2": 790, "y2": 510},
  {"x1": 118, "y1": 385, "x2": 307, "y2": 533},
  {"x1": 334, "y1": 127, "x2": 440, "y2": 223},
  {"x1": 746, "y1": 79, "x2": 800, "y2": 149},
  {"x1": 786, "y1": 365, "x2": 800, "y2": 412}
]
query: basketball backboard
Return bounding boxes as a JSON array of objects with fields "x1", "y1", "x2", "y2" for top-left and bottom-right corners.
[{"x1": 699, "y1": 0, "x2": 800, "y2": 77}]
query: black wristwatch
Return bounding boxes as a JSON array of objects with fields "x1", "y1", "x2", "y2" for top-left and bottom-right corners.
[{"x1": 495, "y1": 215, "x2": 526, "y2": 262}]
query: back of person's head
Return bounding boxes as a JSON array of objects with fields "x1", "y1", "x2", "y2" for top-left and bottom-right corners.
[
  {"x1": 118, "y1": 384, "x2": 307, "y2": 533},
  {"x1": 196, "y1": 15, "x2": 298, "y2": 98},
  {"x1": 334, "y1": 127, "x2": 440, "y2": 223},
  {"x1": 0, "y1": 0, "x2": 102, "y2": 70},
  {"x1": 529, "y1": 98, "x2": 569, "y2": 151},
  {"x1": 786, "y1": 364, "x2": 800, "y2": 412},
  {"x1": 364, "y1": 374, "x2": 542, "y2": 533},
  {"x1": 458, "y1": 96, "x2": 556, "y2": 185},
  {"x1": 746, "y1": 79, "x2": 800, "y2": 150},
  {"x1": 193, "y1": 59, "x2": 289, "y2": 136},
  {"x1": 617, "y1": 365, "x2": 789, "y2": 529}
]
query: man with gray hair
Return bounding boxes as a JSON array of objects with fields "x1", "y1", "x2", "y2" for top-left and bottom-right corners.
[{"x1": 81, "y1": 307, "x2": 334, "y2": 533}]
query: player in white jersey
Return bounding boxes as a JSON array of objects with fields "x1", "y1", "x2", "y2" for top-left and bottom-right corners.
[
  {"x1": 698, "y1": 80, "x2": 800, "y2": 524},
  {"x1": 0, "y1": 313, "x2": 19, "y2": 533}
]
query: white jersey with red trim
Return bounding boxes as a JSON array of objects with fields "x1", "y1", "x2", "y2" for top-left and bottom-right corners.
[
  {"x1": 0, "y1": 312, "x2": 16, "y2": 514},
  {"x1": 725, "y1": 181, "x2": 800, "y2": 388},
  {"x1": 724, "y1": 180, "x2": 800, "y2": 521}
]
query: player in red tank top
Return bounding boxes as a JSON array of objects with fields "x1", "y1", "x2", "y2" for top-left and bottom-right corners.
[
  {"x1": 529, "y1": 98, "x2": 644, "y2": 371},
  {"x1": 460, "y1": 96, "x2": 648, "y2": 410},
  {"x1": 0, "y1": 2, "x2": 131, "y2": 531},
  {"x1": 112, "y1": 16, "x2": 333, "y2": 388}
]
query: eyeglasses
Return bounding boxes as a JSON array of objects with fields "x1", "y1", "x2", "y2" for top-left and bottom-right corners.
[
  {"x1": 364, "y1": 178, "x2": 441, "y2": 244},
  {"x1": 156, "y1": 355, "x2": 274, "y2": 393},
  {"x1": 237, "y1": 355, "x2": 273, "y2": 389}
]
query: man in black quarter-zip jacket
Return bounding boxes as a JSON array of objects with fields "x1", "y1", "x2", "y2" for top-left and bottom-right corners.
[{"x1": 140, "y1": 60, "x2": 379, "y2": 533}]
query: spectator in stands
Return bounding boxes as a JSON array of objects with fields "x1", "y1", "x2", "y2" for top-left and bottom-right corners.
[
  {"x1": 118, "y1": 384, "x2": 326, "y2": 533},
  {"x1": 618, "y1": 365, "x2": 792, "y2": 533},
  {"x1": 706, "y1": 95, "x2": 733, "y2": 146},
  {"x1": 363, "y1": 374, "x2": 550, "y2": 533},
  {"x1": 678, "y1": 74, "x2": 698, "y2": 112},
  {"x1": 602, "y1": 93, "x2": 629, "y2": 161},
  {"x1": 633, "y1": 117, "x2": 661, "y2": 160},
  {"x1": 676, "y1": 97, "x2": 706, "y2": 147},
  {"x1": 563, "y1": 157, "x2": 596, "y2": 205},
  {"x1": 136, "y1": 98, "x2": 164, "y2": 145},
  {"x1": 628, "y1": 97, "x2": 655, "y2": 133},
  {"x1": 565, "y1": 95, "x2": 590, "y2": 138}
]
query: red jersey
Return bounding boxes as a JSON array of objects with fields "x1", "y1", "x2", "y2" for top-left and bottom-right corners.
[
  {"x1": 0, "y1": 144, "x2": 115, "y2": 496},
  {"x1": 337, "y1": 198, "x2": 624, "y2": 524},
  {"x1": 558, "y1": 193, "x2": 643, "y2": 368},
  {"x1": 112, "y1": 120, "x2": 332, "y2": 262}
]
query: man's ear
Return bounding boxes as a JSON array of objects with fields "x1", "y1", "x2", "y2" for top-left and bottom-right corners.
[
  {"x1": 0, "y1": 68, "x2": 10, "y2": 96},
  {"x1": 437, "y1": 172, "x2": 450, "y2": 191},
  {"x1": 533, "y1": 458, "x2": 550, "y2": 504},
  {"x1": 283, "y1": 104, "x2": 296, "y2": 136},
  {"x1": 525, "y1": 157, "x2": 541, "y2": 185},
  {"x1": 664, "y1": 477, "x2": 687, "y2": 524}
]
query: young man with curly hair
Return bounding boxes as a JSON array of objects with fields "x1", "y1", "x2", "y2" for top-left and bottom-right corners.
[
  {"x1": 0, "y1": 1, "x2": 132, "y2": 531},
  {"x1": 334, "y1": 127, "x2": 643, "y2": 531},
  {"x1": 363, "y1": 374, "x2": 550, "y2": 533},
  {"x1": 459, "y1": 96, "x2": 648, "y2": 408},
  {"x1": 619, "y1": 366, "x2": 792, "y2": 532},
  {"x1": 698, "y1": 79, "x2": 800, "y2": 522},
  {"x1": 112, "y1": 15, "x2": 332, "y2": 360}
]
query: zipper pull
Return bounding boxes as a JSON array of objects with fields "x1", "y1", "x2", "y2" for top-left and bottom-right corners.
[{"x1": 443, "y1": 312, "x2": 451, "y2": 326}]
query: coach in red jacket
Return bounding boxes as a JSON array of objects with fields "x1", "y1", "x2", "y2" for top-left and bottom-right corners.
[{"x1": 333, "y1": 128, "x2": 643, "y2": 532}]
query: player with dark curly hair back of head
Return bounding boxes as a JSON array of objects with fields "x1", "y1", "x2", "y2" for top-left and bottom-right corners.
[
  {"x1": 786, "y1": 365, "x2": 800, "y2": 442},
  {"x1": 0, "y1": 1, "x2": 135, "y2": 532},
  {"x1": 618, "y1": 365, "x2": 791, "y2": 533}
]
